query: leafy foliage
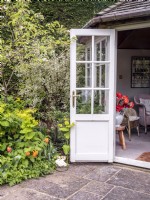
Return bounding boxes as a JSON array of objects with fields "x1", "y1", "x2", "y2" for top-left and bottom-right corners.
[
  {"x1": 0, "y1": 156, "x2": 55, "y2": 186},
  {"x1": 0, "y1": 96, "x2": 57, "y2": 186},
  {"x1": 58, "y1": 117, "x2": 74, "y2": 163},
  {"x1": 1, "y1": 1, "x2": 70, "y2": 129},
  {"x1": 30, "y1": 1, "x2": 118, "y2": 29}
]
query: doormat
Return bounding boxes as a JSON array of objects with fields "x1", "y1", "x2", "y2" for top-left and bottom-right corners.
[{"x1": 136, "y1": 152, "x2": 150, "y2": 162}]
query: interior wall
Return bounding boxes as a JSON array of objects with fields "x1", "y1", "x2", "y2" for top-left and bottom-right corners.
[{"x1": 117, "y1": 49, "x2": 150, "y2": 100}]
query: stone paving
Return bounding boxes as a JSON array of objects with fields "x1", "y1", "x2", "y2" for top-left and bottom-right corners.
[{"x1": 0, "y1": 163, "x2": 150, "y2": 200}]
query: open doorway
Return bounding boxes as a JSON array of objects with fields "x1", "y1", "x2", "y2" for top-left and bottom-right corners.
[{"x1": 115, "y1": 27, "x2": 150, "y2": 167}]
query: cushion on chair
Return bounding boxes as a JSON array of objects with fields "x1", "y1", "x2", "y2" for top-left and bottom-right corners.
[
  {"x1": 128, "y1": 116, "x2": 140, "y2": 121},
  {"x1": 146, "y1": 111, "x2": 150, "y2": 116},
  {"x1": 139, "y1": 98, "x2": 150, "y2": 113}
]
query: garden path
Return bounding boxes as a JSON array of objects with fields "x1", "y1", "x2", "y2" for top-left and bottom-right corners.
[{"x1": 0, "y1": 163, "x2": 150, "y2": 200}]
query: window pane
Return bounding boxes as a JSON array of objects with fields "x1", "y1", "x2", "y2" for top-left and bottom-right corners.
[
  {"x1": 76, "y1": 36, "x2": 92, "y2": 61},
  {"x1": 94, "y1": 64, "x2": 109, "y2": 88},
  {"x1": 76, "y1": 90, "x2": 91, "y2": 114},
  {"x1": 94, "y1": 90, "x2": 109, "y2": 114},
  {"x1": 76, "y1": 63, "x2": 92, "y2": 88}
]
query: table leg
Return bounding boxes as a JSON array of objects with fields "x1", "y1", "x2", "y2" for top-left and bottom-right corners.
[{"x1": 118, "y1": 130, "x2": 126, "y2": 150}]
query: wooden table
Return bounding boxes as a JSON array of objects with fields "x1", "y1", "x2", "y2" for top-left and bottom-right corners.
[{"x1": 116, "y1": 126, "x2": 126, "y2": 150}]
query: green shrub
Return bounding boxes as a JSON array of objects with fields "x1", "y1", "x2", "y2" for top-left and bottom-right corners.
[{"x1": 0, "y1": 96, "x2": 57, "y2": 186}]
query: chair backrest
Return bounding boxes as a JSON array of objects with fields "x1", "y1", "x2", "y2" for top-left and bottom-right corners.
[
  {"x1": 134, "y1": 94, "x2": 150, "y2": 104},
  {"x1": 124, "y1": 108, "x2": 137, "y2": 117}
]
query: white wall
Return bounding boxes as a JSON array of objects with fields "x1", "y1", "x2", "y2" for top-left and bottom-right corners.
[{"x1": 117, "y1": 49, "x2": 150, "y2": 100}]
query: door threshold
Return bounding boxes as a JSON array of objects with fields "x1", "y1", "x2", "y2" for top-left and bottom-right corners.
[{"x1": 114, "y1": 156, "x2": 150, "y2": 169}]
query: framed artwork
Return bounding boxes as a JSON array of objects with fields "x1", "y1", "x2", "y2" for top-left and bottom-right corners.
[{"x1": 131, "y1": 56, "x2": 150, "y2": 88}]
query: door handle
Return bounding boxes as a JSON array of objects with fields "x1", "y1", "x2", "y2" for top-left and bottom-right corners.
[{"x1": 72, "y1": 91, "x2": 80, "y2": 108}]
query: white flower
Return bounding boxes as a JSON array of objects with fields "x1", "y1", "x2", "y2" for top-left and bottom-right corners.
[{"x1": 55, "y1": 158, "x2": 67, "y2": 167}]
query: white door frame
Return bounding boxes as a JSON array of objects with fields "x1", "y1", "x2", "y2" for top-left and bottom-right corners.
[{"x1": 114, "y1": 24, "x2": 150, "y2": 169}]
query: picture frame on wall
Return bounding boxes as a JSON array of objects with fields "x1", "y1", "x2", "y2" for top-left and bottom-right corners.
[{"x1": 131, "y1": 56, "x2": 150, "y2": 88}]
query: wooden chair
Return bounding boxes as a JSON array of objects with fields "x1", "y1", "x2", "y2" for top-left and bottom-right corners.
[{"x1": 121, "y1": 108, "x2": 140, "y2": 141}]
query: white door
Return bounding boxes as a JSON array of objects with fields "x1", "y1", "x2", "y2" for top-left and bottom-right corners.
[{"x1": 70, "y1": 29, "x2": 116, "y2": 162}]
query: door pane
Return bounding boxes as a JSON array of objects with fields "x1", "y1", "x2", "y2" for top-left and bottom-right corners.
[
  {"x1": 94, "y1": 90, "x2": 109, "y2": 114},
  {"x1": 95, "y1": 37, "x2": 108, "y2": 61},
  {"x1": 76, "y1": 36, "x2": 92, "y2": 61},
  {"x1": 94, "y1": 64, "x2": 109, "y2": 88},
  {"x1": 76, "y1": 90, "x2": 91, "y2": 114},
  {"x1": 101, "y1": 40, "x2": 106, "y2": 61},
  {"x1": 76, "y1": 63, "x2": 92, "y2": 88}
]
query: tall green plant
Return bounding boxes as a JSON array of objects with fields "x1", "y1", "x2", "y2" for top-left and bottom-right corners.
[
  {"x1": 1, "y1": 1, "x2": 70, "y2": 129},
  {"x1": 58, "y1": 117, "x2": 74, "y2": 163}
]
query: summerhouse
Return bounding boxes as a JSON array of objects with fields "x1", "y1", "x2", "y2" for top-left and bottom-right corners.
[{"x1": 70, "y1": 1, "x2": 150, "y2": 169}]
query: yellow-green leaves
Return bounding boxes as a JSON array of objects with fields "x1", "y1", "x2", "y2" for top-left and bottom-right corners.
[
  {"x1": 0, "y1": 121, "x2": 10, "y2": 127},
  {"x1": 0, "y1": 107, "x2": 4, "y2": 114},
  {"x1": 0, "y1": 103, "x2": 6, "y2": 114},
  {"x1": 58, "y1": 117, "x2": 74, "y2": 158},
  {"x1": 62, "y1": 145, "x2": 70, "y2": 156}
]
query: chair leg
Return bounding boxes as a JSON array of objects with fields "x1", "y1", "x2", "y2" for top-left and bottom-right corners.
[
  {"x1": 136, "y1": 125, "x2": 140, "y2": 136},
  {"x1": 145, "y1": 125, "x2": 147, "y2": 134},
  {"x1": 128, "y1": 121, "x2": 131, "y2": 141},
  {"x1": 128, "y1": 128, "x2": 131, "y2": 141}
]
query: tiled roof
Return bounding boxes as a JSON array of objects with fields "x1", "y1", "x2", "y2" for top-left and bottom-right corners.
[{"x1": 84, "y1": 0, "x2": 150, "y2": 28}]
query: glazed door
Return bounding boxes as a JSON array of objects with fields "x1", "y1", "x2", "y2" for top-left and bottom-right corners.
[{"x1": 70, "y1": 29, "x2": 116, "y2": 162}]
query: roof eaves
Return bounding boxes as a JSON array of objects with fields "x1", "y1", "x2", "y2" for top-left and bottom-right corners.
[
  {"x1": 83, "y1": 16, "x2": 102, "y2": 29},
  {"x1": 83, "y1": 1, "x2": 125, "y2": 28},
  {"x1": 83, "y1": 3, "x2": 150, "y2": 29},
  {"x1": 101, "y1": 8, "x2": 150, "y2": 22}
]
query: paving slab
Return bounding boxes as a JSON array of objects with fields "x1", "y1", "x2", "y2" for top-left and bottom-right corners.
[
  {"x1": 107, "y1": 168, "x2": 150, "y2": 194},
  {"x1": 19, "y1": 174, "x2": 90, "y2": 199},
  {"x1": 103, "y1": 187, "x2": 150, "y2": 200},
  {"x1": 0, "y1": 188, "x2": 59, "y2": 200},
  {"x1": 84, "y1": 165, "x2": 121, "y2": 182},
  {"x1": 60, "y1": 163, "x2": 105, "y2": 178},
  {"x1": 67, "y1": 190, "x2": 102, "y2": 200},
  {"x1": 81, "y1": 181, "x2": 114, "y2": 196},
  {"x1": 0, "y1": 185, "x2": 20, "y2": 199}
]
